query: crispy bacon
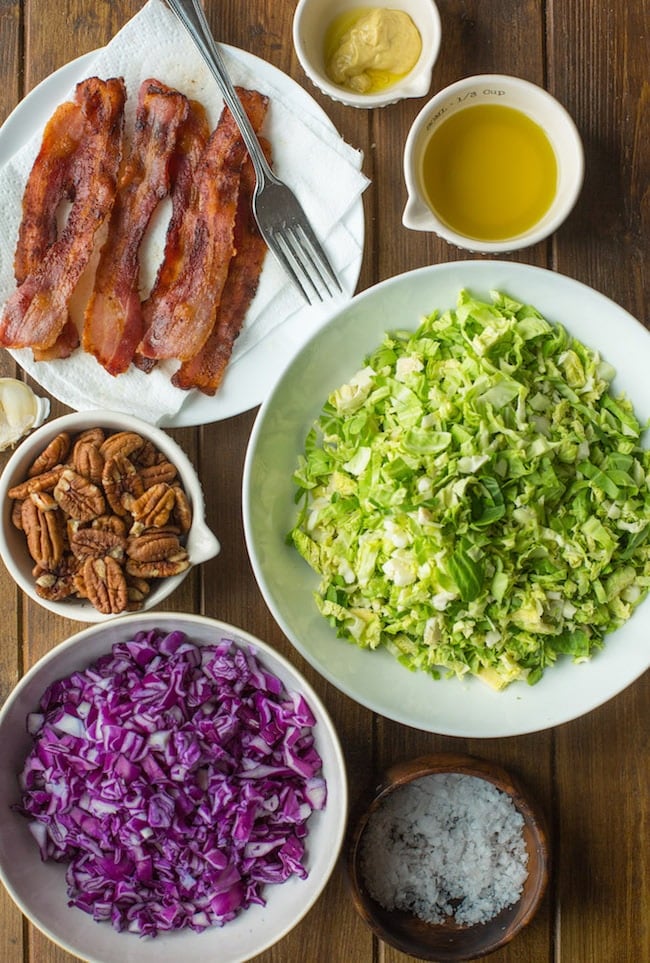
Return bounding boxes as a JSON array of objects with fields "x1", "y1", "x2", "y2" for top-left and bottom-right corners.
[
  {"x1": 82, "y1": 80, "x2": 190, "y2": 376},
  {"x1": 172, "y1": 138, "x2": 270, "y2": 395},
  {"x1": 14, "y1": 98, "x2": 87, "y2": 362},
  {"x1": 14, "y1": 99, "x2": 85, "y2": 284},
  {"x1": 134, "y1": 98, "x2": 210, "y2": 373},
  {"x1": 137, "y1": 87, "x2": 269, "y2": 363},
  {"x1": 0, "y1": 77, "x2": 126, "y2": 352},
  {"x1": 31, "y1": 320, "x2": 81, "y2": 362}
]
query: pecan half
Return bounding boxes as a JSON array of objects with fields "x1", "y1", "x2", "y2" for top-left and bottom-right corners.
[
  {"x1": 34, "y1": 570, "x2": 79, "y2": 602},
  {"x1": 8, "y1": 465, "x2": 66, "y2": 500},
  {"x1": 73, "y1": 439, "x2": 105, "y2": 485},
  {"x1": 138, "y1": 460, "x2": 178, "y2": 489},
  {"x1": 132, "y1": 439, "x2": 158, "y2": 468},
  {"x1": 27, "y1": 432, "x2": 71, "y2": 477},
  {"x1": 126, "y1": 530, "x2": 186, "y2": 562},
  {"x1": 11, "y1": 499, "x2": 24, "y2": 530},
  {"x1": 82, "y1": 556, "x2": 128, "y2": 615},
  {"x1": 75, "y1": 427, "x2": 105, "y2": 448},
  {"x1": 125, "y1": 556, "x2": 190, "y2": 579},
  {"x1": 99, "y1": 431, "x2": 146, "y2": 462},
  {"x1": 34, "y1": 556, "x2": 82, "y2": 601},
  {"x1": 102, "y1": 453, "x2": 144, "y2": 516},
  {"x1": 29, "y1": 491, "x2": 59, "y2": 513},
  {"x1": 125, "y1": 573, "x2": 151, "y2": 604},
  {"x1": 70, "y1": 528, "x2": 126, "y2": 561},
  {"x1": 92, "y1": 514, "x2": 128, "y2": 537},
  {"x1": 53, "y1": 468, "x2": 106, "y2": 522},
  {"x1": 21, "y1": 498, "x2": 65, "y2": 569},
  {"x1": 171, "y1": 484, "x2": 192, "y2": 535},
  {"x1": 130, "y1": 483, "x2": 176, "y2": 531}
]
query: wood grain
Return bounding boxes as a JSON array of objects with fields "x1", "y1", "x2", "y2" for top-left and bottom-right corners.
[{"x1": 0, "y1": 1, "x2": 648, "y2": 961}]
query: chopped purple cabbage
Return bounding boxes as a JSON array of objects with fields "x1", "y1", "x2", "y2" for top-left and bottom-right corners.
[{"x1": 14, "y1": 629, "x2": 327, "y2": 938}]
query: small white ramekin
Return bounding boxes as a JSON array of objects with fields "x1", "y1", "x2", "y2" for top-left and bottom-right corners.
[{"x1": 293, "y1": 0, "x2": 442, "y2": 108}]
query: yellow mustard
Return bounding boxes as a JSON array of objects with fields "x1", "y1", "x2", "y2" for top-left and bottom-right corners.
[{"x1": 325, "y1": 8, "x2": 422, "y2": 95}]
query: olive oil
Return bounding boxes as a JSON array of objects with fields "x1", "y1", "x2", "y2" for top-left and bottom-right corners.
[{"x1": 421, "y1": 104, "x2": 558, "y2": 242}]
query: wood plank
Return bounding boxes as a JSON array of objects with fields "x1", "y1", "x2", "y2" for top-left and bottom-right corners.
[
  {"x1": 555, "y1": 676, "x2": 650, "y2": 962},
  {"x1": 549, "y1": 0, "x2": 650, "y2": 316},
  {"x1": 549, "y1": 0, "x2": 650, "y2": 960},
  {"x1": 0, "y1": 3, "x2": 31, "y2": 960}
]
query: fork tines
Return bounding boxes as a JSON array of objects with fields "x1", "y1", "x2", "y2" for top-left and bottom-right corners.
[{"x1": 269, "y1": 222, "x2": 342, "y2": 305}]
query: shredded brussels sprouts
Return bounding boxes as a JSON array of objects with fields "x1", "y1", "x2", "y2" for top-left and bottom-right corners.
[{"x1": 289, "y1": 290, "x2": 650, "y2": 687}]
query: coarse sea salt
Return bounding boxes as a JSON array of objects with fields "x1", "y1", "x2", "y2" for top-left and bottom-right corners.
[{"x1": 359, "y1": 772, "x2": 528, "y2": 927}]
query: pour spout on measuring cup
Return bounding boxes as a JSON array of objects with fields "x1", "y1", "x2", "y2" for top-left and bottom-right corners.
[{"x1": 402, "y1": 191, "x2": 437, "y2": 231}]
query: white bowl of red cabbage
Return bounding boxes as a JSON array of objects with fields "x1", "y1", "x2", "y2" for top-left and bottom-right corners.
[
  {"x1": 0, "y1": 612, "x2": 347, "y2": 962},
  {"x1": 243, "y1": 260, "x2": 650, "y2": 736}
]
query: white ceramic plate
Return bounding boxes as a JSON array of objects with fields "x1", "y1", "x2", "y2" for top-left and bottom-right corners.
[
  {"x1": 0, "y1": 613, "x2": 347, "y2": 963},
  {"x1": 243, "y1": 260, "x2": 650, "y2": 737},
  {"x1": 0, "y1": 48, "x2": 364, "y2": 427}
]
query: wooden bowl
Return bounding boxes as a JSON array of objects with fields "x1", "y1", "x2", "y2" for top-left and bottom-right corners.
[{"x1": 346, "y1": 752, "x2": 549, "y2": 961}]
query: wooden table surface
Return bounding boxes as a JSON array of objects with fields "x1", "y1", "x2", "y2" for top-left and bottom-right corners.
[{"x1": 0, "y1": 1, "x2": 648, "y2": 961}]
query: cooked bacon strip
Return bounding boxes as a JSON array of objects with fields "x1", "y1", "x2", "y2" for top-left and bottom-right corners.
[
  {"x1": 138, "y1": 87, "x2": 269, "y2": 363},
  {"x1": 14, "y1": 99, "x2": 85, "y2": 284},
  {"x1": 82, "y1": 79, "x2": 189, "y2": 376},
  {"x1": 172, "y1": 138, "x2": 270, "y2": 395},
  {"x1": 14, "y1": 97, "x2": 87, "y2": 362},
  {"x1": 0, "y1": 77, "x2": 125, "y2": 352},
  {"x1": 31, "y1": 320, "x2": 81, "y2": 361},
  {"x1": 134, "y1": 98, "x2": 210, "y2": 373}
]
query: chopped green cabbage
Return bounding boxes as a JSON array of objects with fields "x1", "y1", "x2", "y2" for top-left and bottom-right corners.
[{"x1": 289, "y1": 290, "x2": 650, "y2": 688}]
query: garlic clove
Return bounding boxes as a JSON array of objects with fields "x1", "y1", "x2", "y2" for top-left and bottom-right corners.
[{"x1": 0, "y1": 378, "x2": 50, "y2": 451}]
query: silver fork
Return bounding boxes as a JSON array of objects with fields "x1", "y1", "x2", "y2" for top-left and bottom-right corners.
[{"x1": 165, "y1": 0, "x2": 343, "y2": 304}]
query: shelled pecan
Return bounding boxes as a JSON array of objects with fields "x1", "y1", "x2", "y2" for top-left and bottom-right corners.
[
  {"x1": 6, "y1": 426, "x2": 195, "y2": 614},
  {"x1": 53, "y1": 468, "x2": 106, "y2": 522},
  {"x1": 138, "y1": 460, "x2": 178, "y2": 488},
  {"x1": 73, "y1": 437, "x2": 105, "y2": 484},
  {"x1": 34, "y1": 555, "x2": 82, "y2": 602},
  {"x1": 70, "y1": 527, "x2": 127, "y2": 561},
  {"x1": 130, "y1": 483, "x2": 176, "y2": 531},
  {"x1": 83, "y1": 556, "x2": 128, "y2": 615},
  {"x1": 102, "y1": 453, "x2": 144, "y2": 515},
  {"x1": 21, "y1": 496, "x2": 65, "y2": 570},
  {"x1": 126, "y1": 530, "x2": 185, "y2": 562},
  {"x1": 99, "y1": 431, "x2": 146, "y2": 462},
  {"x1": 28, "y1": 431, "x2": 71, "y2": 477},
  {"x1": 8, "y1": 464, "x2": 66, "y2": 500}
]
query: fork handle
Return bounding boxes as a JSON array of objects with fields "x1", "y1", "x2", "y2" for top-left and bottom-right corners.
[{"x1": 165, "y1": 0, "x2": 273, "y2": 183}]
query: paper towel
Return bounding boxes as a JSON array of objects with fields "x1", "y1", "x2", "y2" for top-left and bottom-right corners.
[{"x1": 0, "y1": 0, "x2": 369, "y2": 424}]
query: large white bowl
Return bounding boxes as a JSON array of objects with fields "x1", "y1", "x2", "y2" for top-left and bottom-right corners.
[
  {"x1": 0, "y1": 612, "x2": 347, "y2": 963},
  {"x1": 243, "y1": 260, "x2": 650, "y2": 737},
  {"x1": 0, "y1": 410, "x2": 220, "y2": 621}
]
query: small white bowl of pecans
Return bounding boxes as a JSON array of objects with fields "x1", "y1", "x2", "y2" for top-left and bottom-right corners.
[{"x1": 0, "y1": 410, "x2": 219, "y2": 621}]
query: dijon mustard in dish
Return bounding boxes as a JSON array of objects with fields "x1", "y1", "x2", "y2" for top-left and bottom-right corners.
[{"x1": 325, "y1": 8, "x2": 422, "y2": 95}]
